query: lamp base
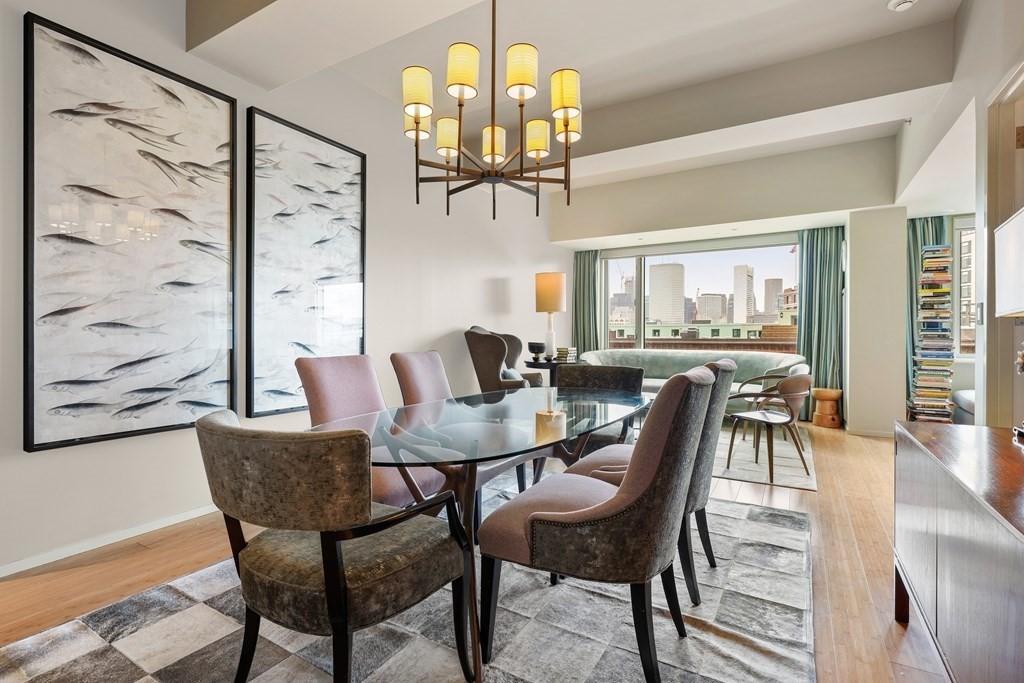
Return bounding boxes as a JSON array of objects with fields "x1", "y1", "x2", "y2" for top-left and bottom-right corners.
[{"x1": 545, "y1": 312, "x2": 556, "y2": 361}]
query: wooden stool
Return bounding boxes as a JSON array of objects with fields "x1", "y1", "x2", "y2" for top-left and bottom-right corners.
[{"x1": 811, "y1": 388, "x2": 843, "y2": 428}]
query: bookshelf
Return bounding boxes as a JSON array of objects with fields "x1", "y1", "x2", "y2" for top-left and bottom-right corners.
[{"x1": 908, "y1": 244, "x2": 955, "y2": 423}]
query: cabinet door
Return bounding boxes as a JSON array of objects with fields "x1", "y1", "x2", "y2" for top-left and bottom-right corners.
[
  {"x1": 937, "y1": 477, "x2": 1024, "y2": 683},
  {"x1": 894, "y1": 431, "x2": 937, "y2": 629}
]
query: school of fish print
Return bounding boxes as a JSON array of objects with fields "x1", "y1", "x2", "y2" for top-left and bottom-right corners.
[
  {"x1": 29, "y1": 23, "x2": 233, "y2": 448},
  {"x1": 248, "y1": 111, "x2": 364, "y2": 416}
]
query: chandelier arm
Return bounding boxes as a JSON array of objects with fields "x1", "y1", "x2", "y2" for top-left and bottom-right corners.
[
  {"x1": 535, "y1": 159, "x2": 540, "y2": 217},
  {"x1": 421, "y1": 175, "x2": 481, "y2": 183},
  {"x1": 518, "y1": 99, "x2": 525, "y2": 177},
  {"x1": 419, "y1": 158, "x2": 478, "y2": 174},
  {"x1": 496, "y1": 148, "x2": 521, "y2": 174},
  {"x1": 566, "y1": 142, "x2": 572, "y2": 206},
  {"x1": 504, "y1": 175, "x2": 565, "y2": 184},
  {"x1": 459, "y1": 147, "x2": 488, "y2": 172},
  {"x1": 457, "y1": 98, "x2": 464, "y2": 176},
  {"x1": 519, "y1": 160, "x2": 565, "y2": 173},
  {"x1": 447, "y1": 178, "x2": 486, "y2": 196},
  {"x1": 500, "y1": 179, "x2": 539, "y2": 197},
  {"x1": 414, "y1": 133, "x2": 420, "y2": 204}
]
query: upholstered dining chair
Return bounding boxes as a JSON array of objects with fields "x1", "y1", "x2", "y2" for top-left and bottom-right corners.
[
  {"x1": 726, "y1": 373, "x2": 813, "y2": 484},
  {"x1": 563, "y1": 359, "x2": 737, "y2": 606},
  {"x1": 464, "y1": 325, "x2": 543, "y2": 392},
  {"x1": 295, "y1": 355, "x2": 448, "y2": 508},
  {"x1": 390, "y1": 350, "x2": 539, "y2": 538},
  {"x1": 195, "y1": 410, "x2": 474, "y2": 683},
  {"x1": 477, "y1": 368, "x2": 716, "y2": 683}
]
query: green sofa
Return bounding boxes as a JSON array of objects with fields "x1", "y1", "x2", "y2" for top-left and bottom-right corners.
[{"x1": 578, "y1": 348, "x2": 806, "y2": 414}]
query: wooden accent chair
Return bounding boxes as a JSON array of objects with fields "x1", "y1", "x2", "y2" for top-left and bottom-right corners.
[
  {"x1": 390, "y1": 350, "x2": 541, "y2": 537},
  {"x1": 195, "y1": 410, "x2": 474, "y2": 683},
  {"x1": 563, "y1": 360, "x2": 737, "y2": 606},
  {"x1": 295, "y1": 355, "x2": 447, "y2": 508},
  {"x1": 477, "y1": 368, "x2": 716, "y2": 683},
  {"x1": 464, "y1": 325, "x2": 543, "y2": 392},
  {"x1": 737, "y1": 362, "x2": 810, "y2": 448},
  {"x1": 726, "y1": 373, "x2": 813, "y2": 483}
]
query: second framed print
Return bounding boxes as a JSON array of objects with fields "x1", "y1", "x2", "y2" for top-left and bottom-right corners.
[{"x1": 246, "y1": 107, "x2": 366, "y2": 417}]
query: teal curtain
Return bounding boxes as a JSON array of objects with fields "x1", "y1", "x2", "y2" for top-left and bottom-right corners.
[
  {"x1": 797, "y1": 226, "x2": 845, "y2": 420},
  {"x1": 906, "y1": 216, "x2": 952, "y2": 398},
  {"x1": 572, "y1": 250, "x2": 601, "y2": 354}
]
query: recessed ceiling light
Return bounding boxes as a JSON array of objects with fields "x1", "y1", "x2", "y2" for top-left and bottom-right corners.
[{"x1": 887, "y1": 0, "x2": 917, "y2": 12}]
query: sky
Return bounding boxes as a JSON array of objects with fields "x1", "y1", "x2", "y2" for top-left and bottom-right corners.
[{"x1": 607, "y1": 245, "x2": 798, "y2": 301}]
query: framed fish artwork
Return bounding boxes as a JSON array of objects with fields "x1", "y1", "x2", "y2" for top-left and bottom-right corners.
[
  {"x1": 24, "y1": 13, "x2": 235, "y2": 451},
  {"x1": 246, "y1": 108, "x2": 365, "y2": 417}
]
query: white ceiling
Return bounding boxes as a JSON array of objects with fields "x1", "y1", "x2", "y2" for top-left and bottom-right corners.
[{"x1": 334, "y1": 0, "x2": 960, "y2": 115}]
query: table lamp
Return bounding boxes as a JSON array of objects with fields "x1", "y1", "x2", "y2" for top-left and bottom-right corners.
[{"x1": 535, "y1": 272, "x2": 566, "y2": 360}]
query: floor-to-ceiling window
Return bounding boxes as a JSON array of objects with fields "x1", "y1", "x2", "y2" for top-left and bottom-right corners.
[{"x1": 602, "y1": 237, "x2": 800, "y2": 352}]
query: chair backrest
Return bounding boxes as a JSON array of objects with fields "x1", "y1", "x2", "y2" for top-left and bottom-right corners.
[
  {"x1": 464, "y1": 325, "x2": 524, "y2": 392},
  {"x1": 295, "y1": 355, "x2": 387, "y2": 427},
  {"x1": 196, "y1": 410, "x2": 371, "y2": 531},
  {"x1": 391, "y1": 351, "x2": 455, "y2": 404},
  {"x1": 685, "y1": 359, "x2": 738, "y2": 514},
  {"x1": 555, "y1": 364, "x2": 644, "y2": 393},
  {"x1": 776, "y1": 374, "x2": 813, "y2": 421}
]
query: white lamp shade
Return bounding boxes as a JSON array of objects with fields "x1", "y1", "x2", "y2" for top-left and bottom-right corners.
[{"x1": 535, "y1": 272, "x2": 567, "y2": 312}]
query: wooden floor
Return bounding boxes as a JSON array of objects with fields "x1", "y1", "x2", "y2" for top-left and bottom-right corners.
[{"x1": 0, "y1": 424, "x2": 950, "y2": 682}]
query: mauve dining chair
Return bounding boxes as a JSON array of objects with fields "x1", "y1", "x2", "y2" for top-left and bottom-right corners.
[
  {"x1": 564, "y1": 359, "x2": 737, "y2": 606},
  {"x1": 477, "y1": 368, "x2": 716, "y2": 683},
  {"x1": 295, "y1": 355, "x2": 447, "y2": 508}
]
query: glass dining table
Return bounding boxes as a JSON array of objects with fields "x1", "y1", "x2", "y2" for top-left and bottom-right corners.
[{"x1": 310, "y1": 386, "x2": 650, "y2": 683}]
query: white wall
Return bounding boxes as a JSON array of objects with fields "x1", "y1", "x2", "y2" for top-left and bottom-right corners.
[
  {"x1": 0, "y1": 0, "x2": 572, "y2": 573},
  {"x1": 845, "y1": 206, "x2": 908, "y2": 437}
]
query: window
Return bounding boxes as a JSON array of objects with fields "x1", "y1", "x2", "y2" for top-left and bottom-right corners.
[
  {"x1": 955, "y1": 218, "x2": 976, "y2": 356},
  {"x1": 602, "y1": 242, "x2": 799, "y2": 352}
]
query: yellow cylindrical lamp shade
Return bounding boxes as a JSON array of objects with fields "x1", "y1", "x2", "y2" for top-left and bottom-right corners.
[
  {"x1": 482, "y1": 125, "x2": 506, "y2": 164},
  {"x1": 506, "y1": 43, "x2": 539, "y2": 100},
  {"x1": 446, "y1": 42, "x2": 479, "y2": 99},
  {"x1": 525, "y1": 119, "x2": 550, "y2": 160},
  {"x1": 404, "y1": 114, "x2": 430, "y2": 140},
  {"x1": 402, "y1": 66, "x2": 433, "y2": 117},
  {"x1": 555, "y1": 113, "x2": 581, "y2": 144},
  {"x1": 550, "y1": 69, "x2": 581, "y2": 119},
  {"x1": 535, "y1": 272, "x2": 567, "y2": 312},
  {"x1": 435, "y1": 117, "x2": 459, "y2": 158}
]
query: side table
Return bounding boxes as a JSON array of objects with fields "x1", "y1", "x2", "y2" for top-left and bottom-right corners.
[{"x1": 524, "y1": 360, "x2": 575, "y2": 386}]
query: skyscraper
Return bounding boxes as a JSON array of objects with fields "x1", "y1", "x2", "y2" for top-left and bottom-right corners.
[
  {"x1": 764, "y1": 278, "x2": 783, "y2": 314},
  {"x1": 684, "y1": 296, "x2": 696, "y2": 324},
  {"x1": 696, "y1": 293, "x2": 728, "y2": 323},
  {"x1": 648, "y1": 263, "x2": 685, "y2": 324},
  {"x1": 733, "y1": 265, "x2": 754, "y2": 323}
]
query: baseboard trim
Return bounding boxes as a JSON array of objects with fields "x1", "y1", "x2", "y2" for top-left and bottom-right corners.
[
  {"x1": 846, "y1": 428, "x2": 896, "y2": 438},
  {"x1": 0, "y1": 504, "x2": 218, "y2": 579}
]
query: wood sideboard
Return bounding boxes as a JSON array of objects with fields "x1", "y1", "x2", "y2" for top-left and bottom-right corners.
[{"x1": 894, "y1": 422, "x2": 1024, "y2": 683}]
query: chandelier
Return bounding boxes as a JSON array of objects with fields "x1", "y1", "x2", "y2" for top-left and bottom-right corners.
[{"x1": 401, "y1": 0, "x2": 581, "y2": 219}]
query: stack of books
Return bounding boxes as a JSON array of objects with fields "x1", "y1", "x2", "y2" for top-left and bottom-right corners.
[
  {"x1": 555, "y1": 347, "x2": 577, "y2": 363},
  {"x1": 908, "y1": 244, "x2": 955, "y2": 423}
]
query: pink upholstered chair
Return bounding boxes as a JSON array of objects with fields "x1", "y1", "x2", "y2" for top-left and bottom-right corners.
[
  {"x1": 563, "y1": 359, "x2": 737, "y2": 607},
  {"x1": 295, "y1": 355, "x2": 448, "y2": 508},
  {"x1": 477, "y1": 368, "x2": 716, "y2": 683},
  {"x1": 390, "y1": 351, "x2": 540, "y2": 538},
  {"x1": 726, "y1": 373, "x2": 812, "y2": 484}
]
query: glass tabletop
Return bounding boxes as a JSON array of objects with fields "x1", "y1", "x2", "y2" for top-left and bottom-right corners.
[{"x1": 310, "y1": 386, "x2": 650, "y2": 467}]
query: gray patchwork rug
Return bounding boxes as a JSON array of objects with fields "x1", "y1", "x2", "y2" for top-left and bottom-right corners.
[
  {"x1": 713, "y1": 424, "x2": 817, "y2": 491},
  {"x1": 0, "y1": 476, "x2": 815, "y2": 683}
]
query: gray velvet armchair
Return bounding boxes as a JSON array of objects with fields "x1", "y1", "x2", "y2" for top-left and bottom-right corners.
[
  {"x1": 464, "y1": 325, "x2": 543, "y2": 392},
  {"x1": 195, "y1": 410, "x2": 474, "y2": 683},
  {"x1": 477, "y1": 368, "x2": 716, "y2": 683}
]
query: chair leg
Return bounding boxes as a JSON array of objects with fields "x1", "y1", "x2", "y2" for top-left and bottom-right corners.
[
  {"x1": 451, "y1": 575, "x2": 474, "y2": 681},
  {"x1": 473, "y1": 490, "x2": 482, "y2": 545},
  {"x1": 532, "y1": 456, "x2": 547, "y2": 485},
  {"x1": 793, "y1": 424, "x2": 807, "y2": 452},
  {"x1": 694, "y1": 508, "x2": 716, "y2": 568},
  {"x1": 786, "y1": 423, "x2": 811, "y2": 475},
  {"x1": 782, "y1": 427, "x2": 788, "y2": 442},
  {"x1": 754, "y1": 423, "x2": 761, "y2": 464},
  {"x1": 630, "y1": 581, "x2": 662, "y2": 683},
  {"x1": 480, "y1": 556, "x2": 502, "y2": 664},
  {"x1": 676, "y1": 512, "x2": 700, "y2": 606},
  {"x1": 725, "y1": 419, "x2": 741, "y2": 469},
  {"x1": 659, "y1": 564, "x2": 688, "y2": 637},
  {"x1": 332, "y1": 631, "x2": 353, "y2": 683},
  {"x1": 766, "y1": 424, "x2": 775, "y2": 484},
  {"x1": 741, "y1": 420, "x2": 748, "y2": 442},
  {"x1": 233, "y1": 607, "x2": 261, "y2": 683},
  {"x1": 515, "y1": 464, "x2": 527, "y2": 493}
]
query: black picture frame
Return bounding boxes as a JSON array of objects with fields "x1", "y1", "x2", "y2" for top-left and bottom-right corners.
[
  {"x1": 246, "y1": 107, "x2": 367, "y2": 418},
  {"x1": 24, "y1": 13, "x2": 237, "y2": 451}
]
